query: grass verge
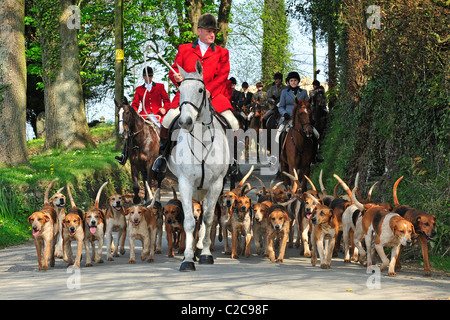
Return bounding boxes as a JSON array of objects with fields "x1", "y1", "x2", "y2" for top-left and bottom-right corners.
[{"x1": 0, "y1": 123, "x2": 131, "y2": 249}]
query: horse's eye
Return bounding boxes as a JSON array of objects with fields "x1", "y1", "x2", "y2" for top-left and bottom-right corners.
[{"x1": 199, "y1": 88, "x2": 204, "y2": 93}]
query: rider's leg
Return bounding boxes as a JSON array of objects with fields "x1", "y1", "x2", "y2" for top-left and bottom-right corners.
[
  {"x1": 220, "y1": 109, "x2": 240, "y2": 175},
  {"x1": 220, "y1": 109, "x2": 240, "y2": 131},
  {"x1": 152, "y1": 108, "x2": 180, "y2": 173},
  {"x1": 312, "y1": 127, "x2": 324, "y2": 163}
]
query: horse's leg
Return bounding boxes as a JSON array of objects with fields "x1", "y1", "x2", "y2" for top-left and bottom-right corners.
[
  {"x1": 131, "y1": 166, "x2": 140, "y2": 204},
  {"x1": 178, "y1": 177, "x2": 196, "y2": 271},
  {"x1": 199, "y1": 181, "x2": 223, "y2": 264}
]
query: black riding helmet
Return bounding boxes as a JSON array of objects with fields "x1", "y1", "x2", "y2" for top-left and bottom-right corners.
[
  {"x1": 286, "y1": 71, "x2": 300, "y2": 82},
  {"x1": 273, "y1": 72, "x2": 283, "y2": 80}
]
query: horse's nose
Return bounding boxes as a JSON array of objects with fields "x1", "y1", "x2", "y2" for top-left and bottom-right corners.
[{"x1": 179, "y1": 117, "x2": 193, "y2": 127}]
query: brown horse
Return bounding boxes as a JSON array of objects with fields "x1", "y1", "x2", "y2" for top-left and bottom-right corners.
[
  {"x1": 246, "y1": 104, "x2": 265, "y2": 161},
  {"x1": 280, "y1": 99, "x2": 315, "y2": 192},
  {"x1": 115, "y1": 98, "x2": 159, "y2": 204}
]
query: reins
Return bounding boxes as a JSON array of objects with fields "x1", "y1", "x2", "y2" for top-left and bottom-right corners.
[{"x1": 179, "y1": 77, "x2": 220, "y2": 190}]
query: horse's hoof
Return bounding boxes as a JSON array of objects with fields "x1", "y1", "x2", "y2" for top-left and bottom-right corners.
[
  {"x1": 179, "y1": 261, "x2": 196, "y2": 272},
  {"x1": 199, "y1": 255, "x2": 214, "y2": 264},
  {"x1": 194, "y1": 248, "x2": 202, "y2": 258}
]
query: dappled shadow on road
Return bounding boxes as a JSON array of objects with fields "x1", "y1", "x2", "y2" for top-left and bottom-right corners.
[{"x1": 1, "y1": 235, "x2": 448, "y2": 300}]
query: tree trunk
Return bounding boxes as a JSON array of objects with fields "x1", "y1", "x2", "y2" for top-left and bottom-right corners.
[
  {"x1": 186, "y1": 0, "x2": 202, "y2": 35},
  {"x1": 38, "y1": 0, "x2": 94, "y2": 151},
  {"x1": 261, "y1": 0, "x2": 290, "y2": 86},
  {"x1": 327, "y1": 30, "x2": 337, "y2": 110},
  {"x1": 114, "y1": 0, "x2": 124, "y2": 150},
  {"x1": 312, "y1": 19, "x2": 317, "y2": 80},
  {"x1": 217, "y1": 0, "x2": 232, "y2": 48},
  {"x1": 0, "y1": 0, "x2": 29, "y2": 166}
]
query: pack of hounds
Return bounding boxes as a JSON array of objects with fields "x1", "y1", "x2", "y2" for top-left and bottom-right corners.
[{"x1": 28, "y1": 167, "x2": 436, "y2": 277}]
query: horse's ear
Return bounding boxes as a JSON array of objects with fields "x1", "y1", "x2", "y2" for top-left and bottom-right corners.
[
  {"x1": 114, "y1": 99, "x2": 121, "y2": 108},
  {"x1": 195, "y1": 60, "x2": 203, "y2": 76},
  {"x1": 123, "y1": 96, "x2": 129, "y2": 105},
  {"x1": 177, "y1": 64, "x2": 188, "y2": 80}
]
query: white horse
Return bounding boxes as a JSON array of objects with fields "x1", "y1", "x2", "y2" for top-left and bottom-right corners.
[{"x1": 168, "y1": 60, "x2": 230, "y2": 271}]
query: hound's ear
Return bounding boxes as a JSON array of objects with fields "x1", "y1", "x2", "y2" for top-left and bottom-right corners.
[
  {"x1": 284, "y1": 212, "x2": 292, "y2": 222},
  {"x1": 195, "y1": 60, "x2": 203, "y2": 76}
]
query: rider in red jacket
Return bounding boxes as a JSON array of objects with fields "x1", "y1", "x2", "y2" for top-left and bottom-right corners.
[
  {"x1": 131, "y1": 72, "x2": 170, "y2": 121},
  {"x1": 152, "y1": 13, "x2": 239, "y2": 174},
  {"x1": 115, "y1": 66, "x2": 170, "y2": 165}
]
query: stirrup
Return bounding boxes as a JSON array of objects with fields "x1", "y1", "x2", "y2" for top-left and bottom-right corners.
[
  {"x1": 115, "y1": 154, "x2": 126, "y2": 165},
  {"x1": 152, "y1": 155, "x2": 167, "y2": 173}
]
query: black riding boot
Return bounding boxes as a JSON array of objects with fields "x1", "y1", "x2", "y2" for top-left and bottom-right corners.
[
  {"x1": 115, "y1": 138, "x2": 129, "y2": 165},
  {"x1": 152, "y1": 127, "x2": 170, "y2": 173}
]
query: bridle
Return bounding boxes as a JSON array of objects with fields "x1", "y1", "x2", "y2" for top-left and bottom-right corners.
[
  {"x1": 293, "y1": 105, "x2": 313, "y2": 136},
  {"x1": 178, "y1": 77, "x2": 220, "y2": 190},
  {"x1": 179, "y1": 78, "x2": 209, "y2": 123}
]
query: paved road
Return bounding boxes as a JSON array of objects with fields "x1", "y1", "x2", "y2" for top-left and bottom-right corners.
[{"x1": 1, "y1": 164, "x2": 449, "y2": 303}]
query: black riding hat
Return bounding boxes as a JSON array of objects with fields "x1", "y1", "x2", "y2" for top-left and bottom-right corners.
[
  {"x1": 286, "y1": 71, "x2": 300, "y2": 82},
  {"x1": 273, "y1": 72, "x2": 283, "y2": 80},
  {"x1": 143, "y1": 66, "x2": 153, "y2": 76},
  {"x1": 198, "y1": 13, "x2": 219, "y2": 30}
]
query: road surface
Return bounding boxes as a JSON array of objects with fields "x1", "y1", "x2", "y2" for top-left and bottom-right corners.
[{"x1": 1, "y1": 165, "x2": 448, "y2": 304}]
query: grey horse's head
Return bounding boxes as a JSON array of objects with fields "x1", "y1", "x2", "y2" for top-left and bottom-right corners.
[{"x1": 178, "y1": 60, "x2": 206, "y2": 132}]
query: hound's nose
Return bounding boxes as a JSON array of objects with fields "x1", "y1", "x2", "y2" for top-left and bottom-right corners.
[{"x1": 406, "y1": 240, "x2": 412, "y2": 247}]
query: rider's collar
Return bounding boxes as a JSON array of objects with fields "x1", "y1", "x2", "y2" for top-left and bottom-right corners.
[{"x1": 192, "y1": 39, "x2": 216, "y2": 52}]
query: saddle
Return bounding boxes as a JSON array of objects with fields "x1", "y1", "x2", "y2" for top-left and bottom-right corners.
[{"x1": 166, "y1": 110, "x2": 233, "y2": 157}]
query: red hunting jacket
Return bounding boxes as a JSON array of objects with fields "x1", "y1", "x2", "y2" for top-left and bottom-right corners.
[
  {"x1": 168, "y1": 40, "x2": 233, "y2": 113},
  {"x1": 131, "y1": 82, "x2": 171, "y2": 122}
]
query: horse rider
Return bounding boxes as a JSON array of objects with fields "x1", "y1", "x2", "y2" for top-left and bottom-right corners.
[
  {"x1": 253, "y1": 81, "x2": 269, "y2": 111},
  {"x1": 152, "y1": 13, "x2": 240, "y2": 175},
  {"x1": 237, "y1": 81, "x2": 253, "y2": 115},
  {"x1": 276, "y1": 71, "x2": 323, "y2": 163},
  {"x1": 230, "y1": 77, "x2": 241, "y2": 110},
  {"x1": 263, "y1": 72, "x2": 287, "y2": 127},
  {"x1": 309, "y1": 79, "x2": 328, "y2": 117},
  {"x1": 115, "y1": 66, "x2": 170, "y2": 165},
  {"x1": 277, "y1": 71, "x2": 309, "y2": 126},
  {"x1": 248, "y1": 81, "x2": 268, "y2": 121}
]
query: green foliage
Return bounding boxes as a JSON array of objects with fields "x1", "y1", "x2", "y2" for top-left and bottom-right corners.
[
  {"x1": 307, "y1": 0, "x2": 449, "y2": 260},
  {"x1": 31, "y1": 0, "x2": 61, "y2": 82},
  {"x1": 0, "y1": 124, "x2": 132, "y2": 248},
  {"x1": 261, "y1": 0, "x2": 292, "y2": 86}
]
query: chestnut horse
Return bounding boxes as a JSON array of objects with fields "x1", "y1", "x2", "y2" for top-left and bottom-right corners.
[
  {"x1": 246, "y1": 104, "x2": 265, "y2": 161},
  {"x1": 280, "y1": 99, "x2": 315, "y2": 191},
  {"x1": 115, "y1": 98, "x2": 159, "y2": 204}
]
